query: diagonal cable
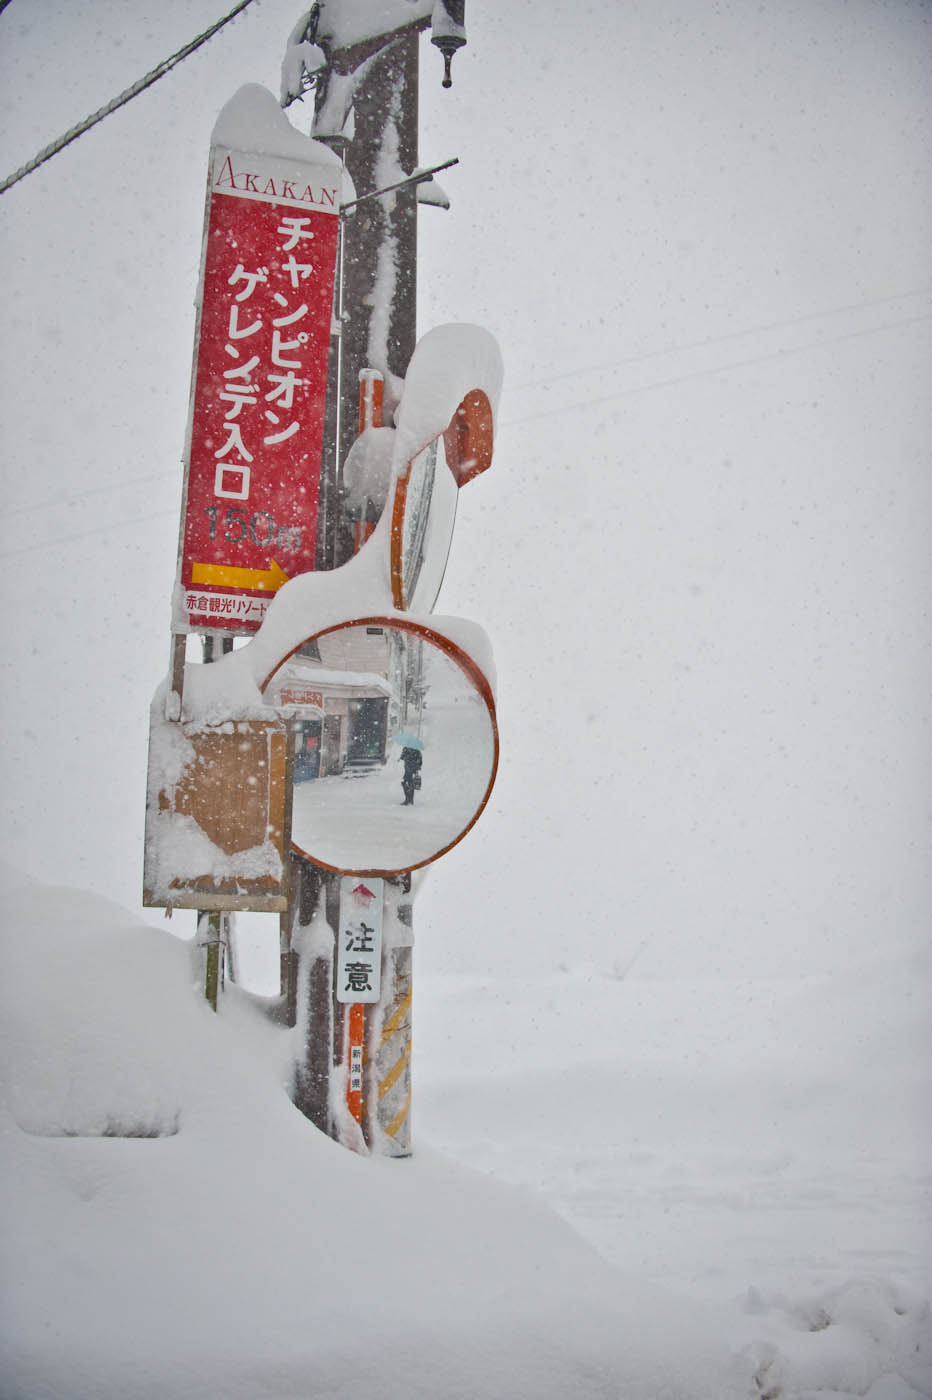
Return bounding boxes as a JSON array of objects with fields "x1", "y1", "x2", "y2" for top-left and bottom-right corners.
[
  {"x1": 501, "y1": 312, "x2": 932, "y2": 430},
  {"x1": 0, "y1": 0, "x2": 258, "y2": 196}
]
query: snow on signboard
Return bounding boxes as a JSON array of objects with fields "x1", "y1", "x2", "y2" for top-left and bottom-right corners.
[
  {"x1": 143, "y1": 714, "x2": 289, "y2": 912},
  {"x1": 337, "y1": 877, "x2": 383, "y2": 1004},
  {"x1": 174, "y1": 87, "x2": 342, "y2": 636}
]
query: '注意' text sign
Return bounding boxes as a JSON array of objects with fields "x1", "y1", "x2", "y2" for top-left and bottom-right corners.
[
  {"x1": 337, "y1": 878, "x2": 383, "y2": 1004},
  {"x1": 174, "y1": 144, "x2": 341, "y2": 634}
]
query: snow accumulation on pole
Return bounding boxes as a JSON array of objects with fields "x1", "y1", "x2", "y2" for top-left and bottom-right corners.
[
  {"x1": 167, "y1": 318, "x2": 503, "y2": 721},
  {"x1": 173, "y1": 498, "x2": 499, "y2": 726},
  {"x1": 390, "y1": 323, "x2": 504, "y2": 472}
]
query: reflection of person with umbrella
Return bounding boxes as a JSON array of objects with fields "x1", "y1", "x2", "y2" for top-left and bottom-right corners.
[{"x1": 395, "y1": 732, "x2": 424, "y2": 805}]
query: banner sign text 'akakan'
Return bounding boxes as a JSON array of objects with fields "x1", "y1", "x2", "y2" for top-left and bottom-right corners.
[{"x1": 175, "y1": 145, "x2": 340, "y2": 634}]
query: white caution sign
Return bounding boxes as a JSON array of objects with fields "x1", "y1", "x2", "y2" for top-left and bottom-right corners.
[{"x1": 337, "y1": 877, "x2": 383, "y2": 1003}]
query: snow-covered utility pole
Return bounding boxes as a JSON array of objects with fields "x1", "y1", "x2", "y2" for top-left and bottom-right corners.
[
  {"x1": 281, "y1": 0, "x2": 468, "y2": 1154},
  {"x1": 283, "y1": 2, "x2": 465, "y2": 572}
]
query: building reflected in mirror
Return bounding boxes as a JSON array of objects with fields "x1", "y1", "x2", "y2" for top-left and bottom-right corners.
[{"x1": 263, "y1": 622, "x2": 496, "y2": 873}]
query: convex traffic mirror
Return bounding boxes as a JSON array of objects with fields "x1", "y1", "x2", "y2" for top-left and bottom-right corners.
[
  {"x1": 389, "y1": 388, "x2": 495, "y2": 611},
  {"x1": 263, "y1": 618, "x2": 498, "y2": 875},
  {"x1": 390, "y1": 434, "x2": 458, "y2": 612}
]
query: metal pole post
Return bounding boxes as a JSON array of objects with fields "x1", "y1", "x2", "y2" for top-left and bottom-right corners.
[
  {"x1": 319, "y1": 24, "x2": 420, "y2": 571},
  {"x1": 202, "y1": 911, "x2": 223, "y2": 1012},
  {"x1": 195, "y1": 632, "x2": 234, "y2": 1009}
]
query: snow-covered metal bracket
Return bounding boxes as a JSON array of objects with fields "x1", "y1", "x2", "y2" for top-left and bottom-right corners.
[{"x1": 340, "y1": 156, "x2": 458, "y2": 213}]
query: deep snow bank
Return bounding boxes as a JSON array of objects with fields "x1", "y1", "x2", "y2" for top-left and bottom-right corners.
[
  {"x1": 2, "y1": 868, "x2": 930, "y2": 1399},
  {"x1": 0, "y1": 868, "x2": 750, "y2": 1400}
]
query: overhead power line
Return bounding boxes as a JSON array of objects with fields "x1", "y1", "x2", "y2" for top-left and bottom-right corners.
[
  {"x1": 0, "y1": 507, "x2": 178, "y2": 561},
  {"x1": 508, "y1": 288, "x2": 932, "y2": 395},
  {"x1": 6, "y1": 298, "x2": 929, "y2": 532},
  {"x1": 502, "y1": 311, "x2": 932, "y2": 431},
  {"x1": 8, "y1": 470, "x2": 175, "y2": 520},
  {"x1": 6, "y1": 307, "x2": 927, "y2": 560},
  {"x1": 0, "y1": 0, "x2": 259, "y2": 196}
]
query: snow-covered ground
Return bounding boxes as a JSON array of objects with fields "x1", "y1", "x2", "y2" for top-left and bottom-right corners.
[
  {"x1": 290, "y1": 671, "x2": 496, "y2": 868},
  {"x1": 2, "y1": 867, "x2": 929, "y2": 1399},
  {"x1": 416, "y1": 967, "x2": 932, "y2": 1307}
]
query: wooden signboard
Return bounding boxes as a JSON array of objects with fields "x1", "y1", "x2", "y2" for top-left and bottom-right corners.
[{"x1": 144, "y1": 718, "x2": 292, "y2": 912}]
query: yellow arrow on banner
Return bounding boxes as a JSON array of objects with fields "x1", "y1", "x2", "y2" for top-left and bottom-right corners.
[{"x1": 191, "y1": 559, "x2": 290, "y2": 592}]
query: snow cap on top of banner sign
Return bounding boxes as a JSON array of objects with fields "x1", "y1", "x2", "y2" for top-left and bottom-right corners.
[{"x1": 212, "y1": 83, "x2": 343, "y2": 170}]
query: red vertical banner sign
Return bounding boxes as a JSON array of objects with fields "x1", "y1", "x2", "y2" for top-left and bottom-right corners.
[{"x1": 174, "y1": 136, "x2": 341, "y2": 635}]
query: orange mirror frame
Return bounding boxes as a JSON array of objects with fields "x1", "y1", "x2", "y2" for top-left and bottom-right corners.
[{"x1": 390, "y1": 389, "x2": 494, "y2": 610}]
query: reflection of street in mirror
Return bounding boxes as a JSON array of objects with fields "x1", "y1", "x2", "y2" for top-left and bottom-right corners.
[
  {"x1": 263, "y1": 625, "x2": 495, "y2": 872},
  {"x1": 400, "y1": 436, "x2": 458, "y2": 613}
]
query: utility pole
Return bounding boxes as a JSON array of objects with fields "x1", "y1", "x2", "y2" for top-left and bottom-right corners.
[
  {"x1": 312, "y1": 20, "x2": 422, "y2": 570},
  {"x1": 146, "y1": 9, "x2": 493, "y2": 1134},
  {"x1": 281, "y1": 2, "x2": 468, "y2": 1154}
]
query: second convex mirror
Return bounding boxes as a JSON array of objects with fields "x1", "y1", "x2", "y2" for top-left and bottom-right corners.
[
  {"x1": 263, "y1": 618, "x2": 498, "y2": 875},
  {"x1": 390, "y1": 434, "x2": 459, "y2": 612}
]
